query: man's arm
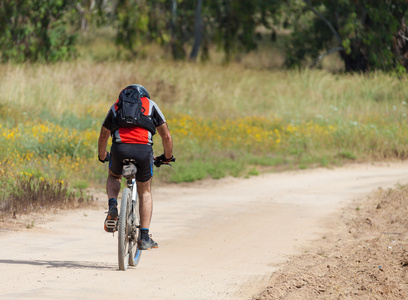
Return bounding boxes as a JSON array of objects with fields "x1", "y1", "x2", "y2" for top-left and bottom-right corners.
[
  {"x1": 98, "y1": 126, "x2": 111, "y2": 160},
  {"x1": 156, "y1": 122, "x2": 173, "y2": 159}
]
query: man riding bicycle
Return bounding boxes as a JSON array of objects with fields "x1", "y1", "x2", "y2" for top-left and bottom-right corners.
[{"x1": 97, "y1": 84, "x2": 173, "y2": 250}]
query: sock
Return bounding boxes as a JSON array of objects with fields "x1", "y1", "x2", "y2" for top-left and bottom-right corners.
[
  {"x1": 141, "y1": 228, "x2": 149, "y2": 241},
  {"x1": 108, "y1": 198, "x2": 117, "y2": 209}
]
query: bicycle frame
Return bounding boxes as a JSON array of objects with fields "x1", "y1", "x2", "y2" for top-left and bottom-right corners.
[{"x1": 130, "y1": 178, "x2": 137, "y2": 202}]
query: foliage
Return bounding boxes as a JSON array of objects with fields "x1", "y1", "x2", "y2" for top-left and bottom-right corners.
[
  {"x1": 112, "y1": 0, "x2": 281, "y2": 61},
  {"x1": 208, "y1": 0, "x2": 280, "y2": 62},
  {"x1": 285, "y1": 0, "x2": 408, "y2": 72},
  {"x1": 74, "y1": 0, "x2": 115, "y2": 31},
  {"x1": 112, "y1": 0, "x2": 408, "y2": 68},
  {"x1": 0, "y1": 0, "x2": 77, "y2": 62},
  {"x1": 115, "y1": 0, "x2": 150, "y2": 56},
  {"x1": 1, "y1": 0, "x2": 407, "y2": 70}
]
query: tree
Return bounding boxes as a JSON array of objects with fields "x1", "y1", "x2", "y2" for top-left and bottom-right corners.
[
  {"x1": 208, "y1": 0, "x2": 281, "y2": 62},
  {"x1": 0, "y1": 0, "x2": 77, "y2": 62},
  {"x1": 285, "y1": 0, "x2": 408, "y2": 72},
  {"x1": 115, "y1": 0, "x2": 150, "y2": 56},
  {"x1": 394, "y1": 18, "x2": 408, "y2": 71},
  {"x1": 75, "y1": 0, "x2": 111, "y2": 31},
  {"x1": 169, "y1": 0, "x2": 186, "y2": 60},
  {"x1": 112, "y1": 0, "x2": 281, "y2": 62}
]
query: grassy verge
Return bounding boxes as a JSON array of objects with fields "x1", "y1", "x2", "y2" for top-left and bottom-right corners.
[{"x1": 0, "y1": 60, "x2": 407, "y2": 214}]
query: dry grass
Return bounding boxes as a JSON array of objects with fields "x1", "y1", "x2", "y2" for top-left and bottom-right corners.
[
  {"x1": 1, "y1": 61, "x2": 407, "y2": 121},
  {"x1": 0, "y1": 176, "x2": 92, "y2": 216},
  {"x1": 1, "y1": 57, "x2": 408, "y2": 210}
]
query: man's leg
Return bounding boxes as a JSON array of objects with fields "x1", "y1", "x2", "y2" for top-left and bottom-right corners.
[
  {"x1": 107, "y1": 169, "x2": 122, "y2": 199},
  {"x1": 104, "y1": 169, "x2": 122, "y2": 232},
  {"x1": 137, "y1": 178, "x2": 152, "y2": 229},
  {"x1": 137, "y1": 178, "x2": 158, "y2": 249}
]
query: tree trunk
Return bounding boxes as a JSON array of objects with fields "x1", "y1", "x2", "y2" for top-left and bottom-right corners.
[
  {"x1": 170, "y1": 0, "x2": 178, "y2": 58},
  {"x1": 393, "y1": 18, "x2": 408, "y2": 71},
  {"x1": 189, "y1": 0, "x2": 202, "y2": 60}
]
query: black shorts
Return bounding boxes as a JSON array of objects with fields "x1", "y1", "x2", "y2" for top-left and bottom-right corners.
[{"x1": 109, "y1": 143, "x2": 153, "y2": 182}]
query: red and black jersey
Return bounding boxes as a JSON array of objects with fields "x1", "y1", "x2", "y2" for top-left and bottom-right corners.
[{"x1": 102, "y1": 97, "x2": 166, "y2": 145}]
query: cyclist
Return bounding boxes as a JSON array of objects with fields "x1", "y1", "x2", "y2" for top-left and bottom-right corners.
[{"x1": 97, "y1": 84, "x2": 173, "y2": 250}]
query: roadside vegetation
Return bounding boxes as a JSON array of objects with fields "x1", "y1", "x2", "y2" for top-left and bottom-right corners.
[
  {"x1": 1, "y1": 45, "x2": 408, "y2": 215},
  {"x1": 1, "y1": 17, "x2": 408, "y2": 215}
]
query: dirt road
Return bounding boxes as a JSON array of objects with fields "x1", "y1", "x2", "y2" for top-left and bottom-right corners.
[{"x1": 1, "y1": 162, "x2": 408, "y2": 300}]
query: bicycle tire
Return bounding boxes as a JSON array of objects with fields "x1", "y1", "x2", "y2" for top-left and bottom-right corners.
[
  {"x1": 128, "y1": 197, "x2": 142, "y2": 267},
  {"x1": 118, "y1": 187, "x2": 131, "y2": 271}
]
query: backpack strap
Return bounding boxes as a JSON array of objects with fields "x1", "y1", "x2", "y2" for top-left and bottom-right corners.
[{"x1": 138, "y1": 114, "x2": 156, "y2": 135}]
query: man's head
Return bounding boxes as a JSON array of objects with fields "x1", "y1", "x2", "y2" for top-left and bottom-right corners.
[{"x1": 125, "y1": 84, "x2": 150, "y2": 99}]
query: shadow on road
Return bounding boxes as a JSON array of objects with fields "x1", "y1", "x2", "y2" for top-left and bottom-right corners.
[{"x1": 0, "y1": 259, "x2": 115, "y2": 270}]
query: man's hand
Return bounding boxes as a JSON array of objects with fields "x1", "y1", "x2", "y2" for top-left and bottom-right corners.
[
  {"x1": 155, "y1": 153, "x2": 174, "y2": 163},
  {"x1": 98, "y1": 151, "x2": 110, "y2": 163},
  {"x1": 154, "y1": 154, "x2": 175, "y2": 167}
]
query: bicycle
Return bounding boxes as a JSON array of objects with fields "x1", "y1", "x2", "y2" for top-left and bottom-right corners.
[{"x1": 105, "y1": 156, "x2": 175, "y2": 271}]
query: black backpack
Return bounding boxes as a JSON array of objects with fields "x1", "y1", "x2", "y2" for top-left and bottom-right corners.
[{"x1": 111, "y1": 87, "x2": 156, "y2": 135}]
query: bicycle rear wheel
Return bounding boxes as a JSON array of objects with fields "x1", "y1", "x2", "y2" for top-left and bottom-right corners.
[
  {"x1": 118, "y1": 188, "x2": 131, "y2": 271},
  {"x1": 128, "y1": 197, "x2": 142, "y2": 267}
]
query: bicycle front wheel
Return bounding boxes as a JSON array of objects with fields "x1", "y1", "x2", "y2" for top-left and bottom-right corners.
[{"x1": 118, "y1": 187, "x2": 131, "y2": 271}]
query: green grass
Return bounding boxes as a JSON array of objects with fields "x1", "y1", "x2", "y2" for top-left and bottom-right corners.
[{"x1": 1, "y1": 63, "x2": 408, "y2": 183}]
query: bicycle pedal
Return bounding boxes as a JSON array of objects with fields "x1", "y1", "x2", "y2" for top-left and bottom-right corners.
[{"x1": 105, "y1": 219, "x2": 117, "y2": 232}]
